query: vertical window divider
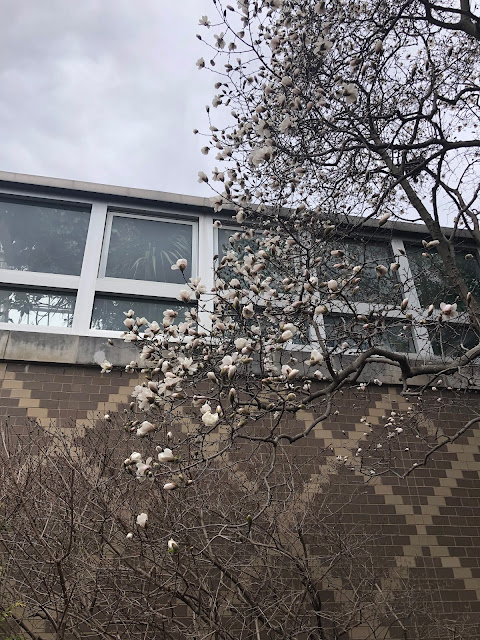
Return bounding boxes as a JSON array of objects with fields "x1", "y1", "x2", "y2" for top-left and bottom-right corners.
[
  {"x1": 197, "y1": 216, "x2": 215, "y2": 334},
  {"x1": 390, "y1": 237, "x2": 434, "y2": 358},
  {"x1": 71, "y1": 201, "x2": 108, "y2": 334}
]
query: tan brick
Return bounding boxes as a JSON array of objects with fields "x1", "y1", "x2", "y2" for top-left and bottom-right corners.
[
  {"x1": 372, "y1": 484, "x2": 393, "y2": 495},
  {"x1": 27, "y1": 408, "x2": 49, "y2": 418},
  {"x1": 441, "y1": 557, "x2": 461, "y2": 568},
  {"x1": 453, "y1": 568, "x2": 472, "y2": 579},
  {"x1": 18, "y1": 398, "x2": 41, "y2": 408},
  {"x1": 2, "y1": 379, "x2": 23, "y2": 389},
  {"x1": 10, "y1": 388, "x2": 32, "y2": 398}
]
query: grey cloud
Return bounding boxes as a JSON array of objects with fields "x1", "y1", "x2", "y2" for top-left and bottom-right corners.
[{"x1": 0, "y1": 0, "x2": 219, "y2": 196}]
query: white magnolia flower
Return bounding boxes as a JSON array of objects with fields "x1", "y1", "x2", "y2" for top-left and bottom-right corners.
[
  {"x1": 171, "y1": 258, "x2": 188, "y2": 272},
  {"x1": 136, "y1": 460, "x2": 152, "y2": 477},
  {"x1": 201, "y1": 146, "x2": 210, "y2": 155},
  {"x1": 126, "y1": 451, "x2": 142, "y2": 465},
  {"x1": 132, "y1": 385, "x2": 155, "y2": 411},
  {"x1": 198, "y1": 15, "x2": 210, "y2": 27},
  {"x1": 440, "y1": 302, "x2": 458, "y2": 318},
  {"x1": 196, "y1": 57, "x2": 205, "y2": 69},
  {"x1": 202, "y1": 411, "x2": 219, "y2": 427},
  {"x1": 158, "y1": 448, "x2": 175, "y2": 463},
  {"x1": 307, "y1": 349, "x2": 324, "y2": 366},
  {"x1": 136, "y1": 513, "x2": 148, "y2": 528},
  {"x1": 281, "y1": 365, "x2": 299, "y2": 380},
  {"x1": 214, "y1": 32, "x2": 226, "y2": 48},
  {"x1": 242, "y1": 303, "x2": 255, "y2": 319},
  {"x1": 126, "y1": 532, "x2": 133, "y2": 540},
  {"x1": 279, "y1": 114, "x2": 293, "y2": 133},
  {"x1": 249, "y1": 145, "x2": 273, "y2": 166},
  {"x1": 327, "y1": 279, "x2": 338, "y2": 292},
  {"x1": 211, "y1": 195, "x2": 224, "y2": 212},
  {"x1": 178, "y1": 289, "x2": 192, "y2": 302},
  {"x1": 136, "y1": 421, "x2": 156, "y2": 437},
  {"x1": 100, "y1": 359, "x2": 113, "y2": 373},
  {"x1": 342, "y1": 83, "x2": 358, "y2": 104},
  {"x1": 375, "y1": 265, "x2": 388, "y2": 277},
  {"x1": 168, "y1": 538, "x2": 179, "y2": 553},
  {"x1": 198, "y1": 171, "x2": 208, "y2": 183}
]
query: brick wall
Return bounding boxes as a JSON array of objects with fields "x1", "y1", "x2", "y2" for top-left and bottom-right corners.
[{"x1": 1, "y1": 360, "x2": 480, "y2": 637}]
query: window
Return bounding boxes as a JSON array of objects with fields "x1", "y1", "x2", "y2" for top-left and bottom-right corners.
[
  {"x1": 101, "y1": 213, "x2": 193, "y2": 283},
  {"x1": 0, "y1": 287, "x2": 76, "y2": 327},
  {"x1": 322, "y1": 240, "x2": 401, "y2": 304},
  {"x1": 0, "y1": 197, "x2": 90, "y2": 275},
  {"x1": 323, "y1": 314, "x2": 415, "y2": 353},
  {"x1": 91, "y1": 295, "x2": 193, "y2": 331},
  {"x1": 427, "y1": 323, "x2": 479, "y2": 359},
  {"x1": 405, "y1": 244, "x2": 480, "y2": 310}
]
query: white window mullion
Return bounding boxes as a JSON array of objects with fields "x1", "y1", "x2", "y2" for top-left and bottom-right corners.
[
  {"x1": 71, "y1": 201, "x2": 108, "y2": 334},
  {"x1": 391, "y1": 237, "x2": 434, "y2": 358},
  {"x1": 0, "y1": 269, "x2": 79, "y2": 290},
  {"x1": 197, "y1": 216, "x2": 215, "y2": 334}
]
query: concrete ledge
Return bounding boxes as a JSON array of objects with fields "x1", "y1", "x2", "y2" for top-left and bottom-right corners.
[{"x1": 0, "y1": 331, "x2": 142, "y2": 367}]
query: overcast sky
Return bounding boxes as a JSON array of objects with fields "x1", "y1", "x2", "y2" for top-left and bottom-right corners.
[{"x1": 0, "y1": 0, "x2": 218, "y2": 196}]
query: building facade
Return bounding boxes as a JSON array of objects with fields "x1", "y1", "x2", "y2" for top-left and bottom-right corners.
[{"x1": 1, "y1": 172, "x2": 480, "y2": 638}]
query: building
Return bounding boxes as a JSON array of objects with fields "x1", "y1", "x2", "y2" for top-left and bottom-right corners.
[{"x1": 1, "y1": 171, "x2": 480, "y2": 638}]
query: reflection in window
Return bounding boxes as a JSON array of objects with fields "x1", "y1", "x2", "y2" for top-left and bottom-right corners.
[
  {"x1": 323, "y1": 315, "x2": 415, "y2": 353},
  {"x1": 322, "y1": 240, "x2": 401, "y2": 304},
  {"x1": 427, "y1": 323, "x2": 479, "y2": 358},
  {"x1": 0, "y1": 198, "x2": 90, "y2": 275},
  {"x1": 217, "y1": 228, "x2": 278, "y2": 282},
  {"x1": 91, "y1": 295, "x2": 194, "y2": 331},
  {"x1": 406, "y1": 245, "x2": 480, "y2": 309},
  {"x1": 105, "y1": 216, "x2": 193, "y2": 283},
  {"x1": 0, "y1": 288, "x2": 75, "y2": 327}
]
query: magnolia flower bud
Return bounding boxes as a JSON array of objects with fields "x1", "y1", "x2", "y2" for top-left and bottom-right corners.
[
  {"x1": 375, "y1": 265, "x2": 388, "y2": 278},
  {"x1": 136, "y1": 513, "x2": 148, "y2": 528},
  {"x1": 168, "y1": 538, "x2": 179, "y2": 554},
  {"x1": 126, "y1": 532, "x2": 133, "y2": 539},
  {"x1": 378, "y1": 213, "x2": 390, "y2": 226},
  {"x1": 327, "y1": 279, "x2": 338, "y2": 292},
  {"x1": 401, "y1": 298, "x2": 409, "y2": 311},
  {"x1": 171, "y1": 258, "x2": 188, "y2": 272},
  {"x1": 163, "y1": 482, "x2": 177, "y2": 491}
]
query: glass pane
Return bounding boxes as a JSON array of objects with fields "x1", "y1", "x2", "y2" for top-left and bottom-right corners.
[
  {"x1": 91, "y1": 295, "x2": 194, "y2": 331},
  {"x1": 0, "y1": 287, "x2": 75, "y2": 327},
  {"x1": 428, "y1": 323, "x2": 479, "y2": 358},
  {"x1": 406, "y1": 245, "x2": 480, "y2": 310},
  {"x1": 322, "y1": 240, "x2": 401, "y2": 304},
  {"x1": 323, "y1": 315, "x2": 415, "y2": 353},
  {"x1": 105, "y1": 216, "x2": 193, "y2": 283},
  {"x1": 217, "y1": 228, "x2": 278, "y2": 282},
  {"x1": 0, "y1": 198, "x2": 90, "y2": 275}
]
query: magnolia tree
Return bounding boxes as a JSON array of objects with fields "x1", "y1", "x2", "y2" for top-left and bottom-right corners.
[{"x1": 106, "y1": 0, "x2": 480, "y2": 489}]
